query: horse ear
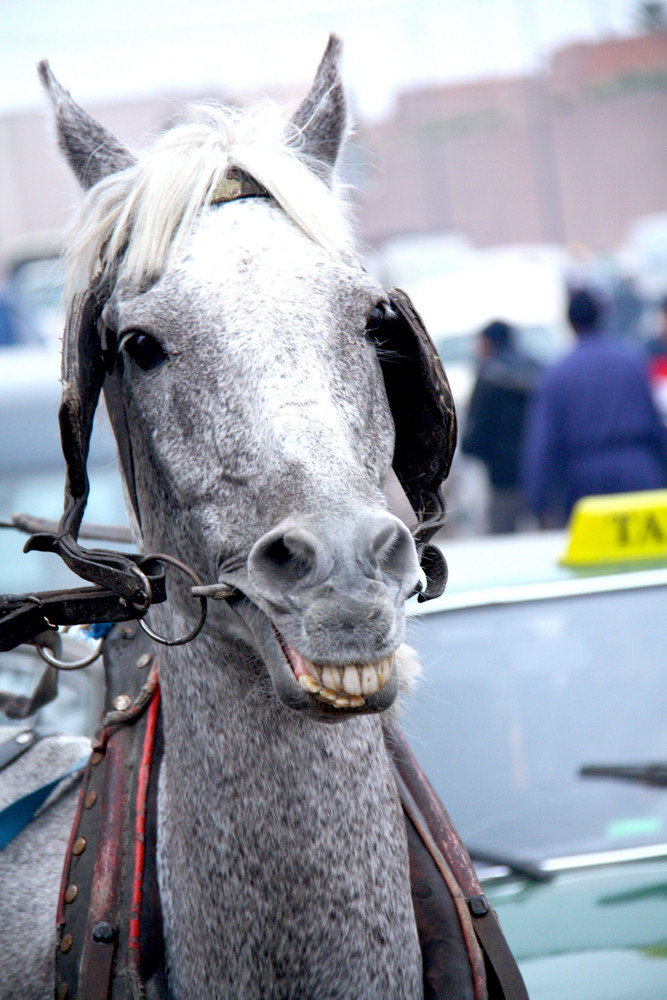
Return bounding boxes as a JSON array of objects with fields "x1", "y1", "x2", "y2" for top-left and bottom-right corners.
[
  {"x1": 289, "y1": 35, "x2": 348, "y2": 183},
  {"x1": 38, "y1": 60, "x2": 136, "y2": 189}
]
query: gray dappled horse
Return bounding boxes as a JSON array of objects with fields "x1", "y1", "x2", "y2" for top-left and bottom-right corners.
[{"x1": 0, "y1": 37, "x2": 461, "y2": 1000}]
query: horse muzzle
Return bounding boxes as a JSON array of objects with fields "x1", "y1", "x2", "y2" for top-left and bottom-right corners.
[
  {"x1": 235, "y1": 600, "x2": 399, "y2": 720},
  {"x1": 223, "y1": 511, "x2": 418, "y2": 719}
]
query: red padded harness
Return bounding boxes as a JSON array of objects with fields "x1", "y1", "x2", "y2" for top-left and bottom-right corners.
[
  {"x1": 55, "y1": 624, "x2": 166, "y2": 1000},
  {"x1": 128, "y1": 681, "x2": 160, "y2": 970}
]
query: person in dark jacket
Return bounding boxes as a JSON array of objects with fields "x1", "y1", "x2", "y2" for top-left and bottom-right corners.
[
  {"x1": 646, "y1": 294, "x2": 667, "y2": 364},
  {"x1": 521, "y1": 288, "x2": 667, "y2": 526},
  {"x1": 462, "y1": 320, "x2": 540, "y2": 533},
  {"x1": 645, "y1": 295, "x2": 667, "y2": 424}
]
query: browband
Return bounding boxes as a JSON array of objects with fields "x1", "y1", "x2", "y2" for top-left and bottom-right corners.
[{"x1": 211, "y1": 168, "x2": 268, "y2": 204}]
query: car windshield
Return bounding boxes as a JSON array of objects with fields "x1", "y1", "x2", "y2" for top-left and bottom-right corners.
[{"x1": 403, "y1": 584, "x2": 667, "y2": 864}]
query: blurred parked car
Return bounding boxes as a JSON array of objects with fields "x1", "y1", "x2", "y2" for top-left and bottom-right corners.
[
  {"x1": 367, "y1": 229, "x2": 474, "y2": 290},
  {"x1": 623, "y1": 212, "x2": 667, "y2": 304},
  {"x1": 0, "y1": 342, "x2": 128, "y2": 735},
  {"x1": 404, "y1": 490, "x2": 667, "y2": 999},
  {"x1": 1, "y1": 234, "x2": 66, "y2": 348}
]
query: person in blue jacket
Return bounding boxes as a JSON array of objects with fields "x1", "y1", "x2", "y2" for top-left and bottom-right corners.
[{"x1": 521, "y1": 287, "x2": 667, "y2": 527}]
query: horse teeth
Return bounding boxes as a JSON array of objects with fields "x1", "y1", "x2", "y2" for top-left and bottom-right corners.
[
  {"x1": 361, "y1": 665, "x2": 380, "y2": 696},
  {"x1": 294, "y1": 654, "x2": 392, "y2": 704},
  {"x1": 298, "y1": 673, "x2": 321, "y2": 694},
  {"x1": 342, "y1": 665, "x2": 362, "y2": 696},
  {"x1": 309, "y1": 662, "x2": 323, "y2": 683},
  {"x1": 378, "y1": 657, "x2": 392, "y2": 685},
  {"x1": 318, "y1": 687, "x2": 338, "y2": 703},
  {"x1": 321, "y1": 666, "x2": 342, "y2": 690}
]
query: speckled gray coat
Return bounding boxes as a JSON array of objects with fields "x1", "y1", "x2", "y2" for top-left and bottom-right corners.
[{"x1": 0, "y1": 37, "x2": 425, "y2": 999}]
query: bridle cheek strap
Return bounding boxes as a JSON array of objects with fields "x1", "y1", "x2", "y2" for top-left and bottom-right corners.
[{"x1": 24, "y1": 289, "x2": 150, "y2": 608}]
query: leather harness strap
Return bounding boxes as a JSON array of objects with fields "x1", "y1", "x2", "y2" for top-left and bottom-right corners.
[
  {"x1": 387, "y1": 725, "x2": 530, "y2": 1000},
  {"x1": 55, "y1": 622, "x2": 165, "y2": 1000},
  {"x1": 395, "y1": 767, "x2": 487, "y2": 1000},
  {"x1": 0, "y1": 728, "x2": 43, "y2": 772}
]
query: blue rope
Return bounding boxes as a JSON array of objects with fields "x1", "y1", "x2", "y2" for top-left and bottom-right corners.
[
  {"x1": 84, "y1": 623, "x2": 113, "y2": 640},
  {"x1": 0, "y1": 756, "x2": 88, "y2": 851}
]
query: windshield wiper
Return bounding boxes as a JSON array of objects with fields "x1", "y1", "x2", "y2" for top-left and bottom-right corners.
[
  {"x1": 468, "y1": 847, "x2": 553, "y2": 882},
  {"x1": 580, "y1": 762, "x2": 667, "y2": 788}
]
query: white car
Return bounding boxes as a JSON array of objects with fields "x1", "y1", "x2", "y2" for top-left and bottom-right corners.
[
  {"x1": 403, "y1": 491, "x2": 667, "y2": 999},
  {"x1": 0, "y1": 343, "x2": 128, "y2": 735}
]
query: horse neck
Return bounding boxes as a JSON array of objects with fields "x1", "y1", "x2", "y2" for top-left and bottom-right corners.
[
  {"x1": 154, "y1": 631, "x2": 423, "y2": 1000},
  {"x1": 156, "y1": 627, "x2": 395, "y2": 811}
]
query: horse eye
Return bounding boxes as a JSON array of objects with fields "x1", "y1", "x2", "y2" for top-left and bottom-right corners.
[
  {"x1": 120, "y1": 331, "x2": 168, "y2": 371},
  {"x1": 365, "y1": 306, "x2": 386, "y2": 333}
]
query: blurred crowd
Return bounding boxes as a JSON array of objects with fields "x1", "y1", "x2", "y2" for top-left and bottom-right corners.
[
  {"x1": 0, "y1": 285, "x2": 15, "y2": 345},
  {"x1": 2, "y1": 248, "x2": 667, "y2": 540},
  {"x1": 461, "y1": 288, "x2": 667, "y2": 533}
]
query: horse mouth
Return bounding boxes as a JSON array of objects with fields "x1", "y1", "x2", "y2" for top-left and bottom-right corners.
[
  {"x1": 275, "y1": 628, "x2": 394, "y2": 710},
  {"x1": 233, "y1": 599, "x2": 399, "y2": 718}
]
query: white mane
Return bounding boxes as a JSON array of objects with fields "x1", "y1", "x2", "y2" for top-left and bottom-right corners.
[{"x1": 67, "y1": 100, "x2": 357, "y2": 293}]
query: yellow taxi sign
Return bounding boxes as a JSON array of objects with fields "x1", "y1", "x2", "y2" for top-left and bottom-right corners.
[{"x1": 560, "y1": 490, "x2": 667, "y2": 567}]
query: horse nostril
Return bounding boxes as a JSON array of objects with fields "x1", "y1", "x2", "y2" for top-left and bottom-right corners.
[
  {"x1": 362, "y1": 516, "x2": 419, "y2": 585},
  {"x1": 370, "y1": 523, "x2": 402, "y2": 565},
  {"x1": 264, "y1": 535, "x2": 313, "y2": 578},
  {"x1": 249, "y1": 526, "x2": 326, "y2": 595}
]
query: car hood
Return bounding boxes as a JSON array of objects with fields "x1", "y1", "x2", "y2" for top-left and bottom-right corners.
[
  {"x1": 484, "y1": 859, "x2": 667, "y2": 1000},
  {"x1": 517, "y1": 947, "x2": 667, "y2": 1000}
]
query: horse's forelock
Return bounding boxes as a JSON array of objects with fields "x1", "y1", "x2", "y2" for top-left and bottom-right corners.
[{"x1": 66, "y1": 100, "x2": 357, "y2": 296}]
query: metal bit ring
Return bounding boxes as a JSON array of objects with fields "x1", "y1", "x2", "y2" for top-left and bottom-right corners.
[
  {"x1": 36, "y1": 639, "x2": 104, "y2": 671},
  {"x1": 137, "y1": 553, "x2": 207, "y2": 646}
]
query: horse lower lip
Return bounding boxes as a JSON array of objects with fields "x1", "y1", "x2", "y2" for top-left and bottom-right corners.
[{"x1": 279, "y1": 635, "x2": 394, "y2": 710}]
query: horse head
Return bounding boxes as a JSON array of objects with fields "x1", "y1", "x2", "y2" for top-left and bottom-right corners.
[{"x1": 38, "y1": 37, "x2": 456, "y2": 721}]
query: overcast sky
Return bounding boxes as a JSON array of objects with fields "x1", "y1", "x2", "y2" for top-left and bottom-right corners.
[{"x1": 0, "y1": 0, "x2": 639, "y2": 121}]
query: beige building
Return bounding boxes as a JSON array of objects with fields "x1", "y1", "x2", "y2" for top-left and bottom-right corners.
[
  {"x1": 355, "y1": 31, "x2": 667, "y2": 253},
  {"x1": 1, "y1": 31, "x2": 667, "y2": 272}
]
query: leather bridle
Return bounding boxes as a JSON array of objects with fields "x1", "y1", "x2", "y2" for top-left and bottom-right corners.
[{"x1": 1, "y1": 172, "x2": 456, "y2": 689}]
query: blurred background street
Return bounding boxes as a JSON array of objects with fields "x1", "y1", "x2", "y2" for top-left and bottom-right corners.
[
  {"x1": 2, "y1": 14, "x2": 667, "y2": 995},
  {"x1": 2, "y1": 0, "x2": 667, "y2": 536}
]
